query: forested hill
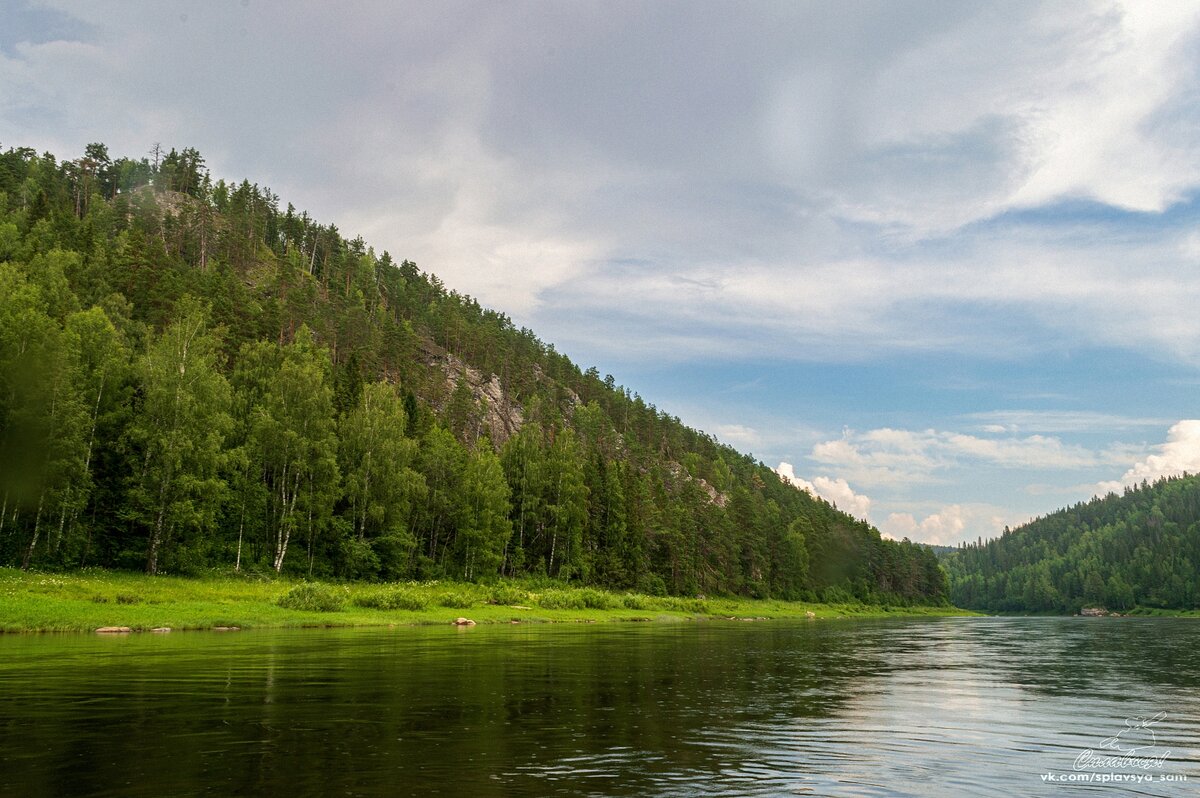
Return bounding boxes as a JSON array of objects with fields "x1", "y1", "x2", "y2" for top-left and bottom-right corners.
[
  {"x1": 0, "y1": 143, "x2": 945, "y2": 603},
  {"x1": 944, "y1": 474, "x2": 1200, "y2": 613}
]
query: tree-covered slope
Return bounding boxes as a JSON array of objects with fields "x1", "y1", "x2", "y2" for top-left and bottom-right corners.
[
  {"x1": 0, "y1": 143, "x2": 945, "y2": 603},
  {"x1": 944, "y1": 474, "x2": 1200, "y2": 612}
]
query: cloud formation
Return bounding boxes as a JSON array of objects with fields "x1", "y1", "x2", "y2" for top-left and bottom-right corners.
[
  {"x1": 5, "y1": 3, "x2": 1200, "y2": 367},
  {"x1": 806, "y1": 426, "x2": 1135, "y2": 488},
  {"x1": 1098, "y1": 419, "x2": 1200, "y2": 492},
  {"x1": 776, "y1": 463, "x2": 873, "y2": 521},
  {"x1": 882, "y1": 505, "x2": 1020, "y2": 547}
]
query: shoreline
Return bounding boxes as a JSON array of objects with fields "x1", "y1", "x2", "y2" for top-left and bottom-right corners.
[{"x1": 0, "y1": 567, "x2": 973, "y2": 633}]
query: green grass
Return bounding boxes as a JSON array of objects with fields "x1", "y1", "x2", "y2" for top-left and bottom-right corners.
[
  {"x1": 1123, "y1": 606, "x2": 1200, "y2": 617},
  {"x1": 0, "y1": 567, "x2": 975, "y2": 633}
]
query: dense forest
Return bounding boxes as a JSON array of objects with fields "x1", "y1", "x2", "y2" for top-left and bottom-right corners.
[
  {"x1": 0, "y1": 143, "x2": 946, "y2": 603},
  {"x1": 943, "y1": 474, "x2": 1200, "y2": 612}
]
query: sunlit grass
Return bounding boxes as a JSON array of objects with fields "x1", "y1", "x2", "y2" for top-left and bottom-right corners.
[{"x1": 0, "y1": 567, "x2": 974, "y2": 633}]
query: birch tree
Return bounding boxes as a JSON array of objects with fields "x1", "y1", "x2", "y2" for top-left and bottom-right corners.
[
  {"x1": 253, "y1": 326, "x2": 338, "y2": 573},
  {"x1": 339, "y1": 380, "x2": 424, "y2": 578},
  {"x1": 126, "y1": 297, "x2": 231, "y2": 575}
]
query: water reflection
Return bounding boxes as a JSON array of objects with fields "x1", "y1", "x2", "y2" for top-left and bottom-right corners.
[{"x1": 0, "y1": 618, "x2": 1198, "y2": 796}]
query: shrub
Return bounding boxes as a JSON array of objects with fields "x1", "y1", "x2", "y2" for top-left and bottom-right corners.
[
  {"x1": 353, "y1": 586, "x2": 428, "y2": 611},
  {"x1": 659, "y1": 596, "x2": 709, "y2": 614},
  {"x1": 537, "y1": 589, "x2": 586, "y2": 610},
  {"x1": 621, "y1": 593, "x2": 649, "y2": 610},
  {"x1": 277, "y1": 583, "x2": 345, "y2": 612},
  {"x1": 489, "y1": 584, "x2": 529, "y2": 605},
  {"x1": 437, "y1": 591, "x2": 477, "y2": 609},
  {"x1": 577, "y1": 587, "x2": 620, "y2": 610}
]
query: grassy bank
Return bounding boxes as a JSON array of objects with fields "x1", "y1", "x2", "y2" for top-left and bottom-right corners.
[{"x1": 0, "y1": 567, "x2": 974, "y2": 633}]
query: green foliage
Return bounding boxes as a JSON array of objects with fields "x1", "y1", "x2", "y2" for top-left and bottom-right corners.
[
  {"x1": 658, "y1": 596, "x2": 710, "y2": 614},
  {"x1": 945, "y1": 474, "x2": 1200, "y2": 612},
  {"x1": 125, "y1": 297, "x2": 232, "y2": 575},
  {"x1": 488, "y1": 583, "x2": 529, "y2": 605},
  {"x1": 536, "y1": 588, "x2": 586, "y2": 610},
  {"x1": 353, "y1": 585, "x2": 429, "y2": 611},
  {"x1": 537, "y1": 587, "x2": 619, "y2": 610},
  {"x1": 437, "y1": 590, "x2": 478, "y2": 609},
  {"x1": 620, "y1": 593, "x2": 649, "y2": 610},
  {"x1": 276, "y1": 582, "x2": 346, "y2": 612}
]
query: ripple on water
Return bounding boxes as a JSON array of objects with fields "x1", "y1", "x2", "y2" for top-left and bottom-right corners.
[{"x1": 0, "y1": 618, "x2": 1198, "y2": 797}]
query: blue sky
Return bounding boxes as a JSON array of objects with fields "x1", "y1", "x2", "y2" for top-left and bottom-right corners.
[{"x1": 4, "y1": 1, "x2": 1200, "y2": 544}]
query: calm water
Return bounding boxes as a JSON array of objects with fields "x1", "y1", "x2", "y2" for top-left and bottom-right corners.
[{"x1": 1, "y1": 617, "x2": 1198, "y2": 797}]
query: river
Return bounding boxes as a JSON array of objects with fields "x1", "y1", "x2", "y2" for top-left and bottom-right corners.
[{"x1": 1, "y1": 617, "x2": 1198, "y2": 796}]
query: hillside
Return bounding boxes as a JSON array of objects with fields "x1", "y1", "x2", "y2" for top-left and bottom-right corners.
[
  {"x1": 0, "y1": 143, "x2": 945, "y2": 603},
  {"x1": 944, "y1": 474, "x2": 1200, "y2": 612}
]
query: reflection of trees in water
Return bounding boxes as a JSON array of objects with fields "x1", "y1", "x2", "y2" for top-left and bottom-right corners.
[
  {"x1": 17, "y1": 620, "x2": 1200, "y2": 796},
  {"x1": 961, "y1": 618, "x2": 1200, "y2": 700},
  {"x1": 0, "y1": 623, "x2": 896, "y2": 797}
]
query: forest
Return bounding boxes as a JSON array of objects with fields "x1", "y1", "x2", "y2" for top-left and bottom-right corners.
[
  {"x1": 943, "y1": 474, "x2": 1200, "y2": 612},
  {"x1": 0, "y1": 143, "x2": 946, "y2": 604}
]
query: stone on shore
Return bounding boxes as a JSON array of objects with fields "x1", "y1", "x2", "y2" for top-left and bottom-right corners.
[
  {"x1": 454, "y1": 617, "x2": 476, "y2": 626},
  {"x1": 95, "y1": 626, "x2": 132, "y2": 633}
]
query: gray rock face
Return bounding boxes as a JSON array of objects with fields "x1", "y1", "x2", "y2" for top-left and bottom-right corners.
[{"x1": 422, "y1": 343, "x2": 524, "y2": 445}]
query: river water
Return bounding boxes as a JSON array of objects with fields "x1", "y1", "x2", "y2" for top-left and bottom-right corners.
[{"x1": 1, "y1": 617, "x2": 1198, "y2": 796}]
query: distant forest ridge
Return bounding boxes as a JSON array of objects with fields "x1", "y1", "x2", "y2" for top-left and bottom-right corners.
[
  {"x1": 0, "y1": 142, "x2": 946, "y2": 604},
  {"x1": 944, "y1": 473, "x2": 1200, "y2": 612}
]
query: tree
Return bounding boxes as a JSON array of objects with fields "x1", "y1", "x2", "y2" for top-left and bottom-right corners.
[
  {"x1": 416, "y1": 424, "x2": 466, "y2": 574},
  {"x1": 339, "y1": 381, "x2": 425, "y2": 578},
  {"x1": 53, "y1": 306, "x2": 130, "y2": 563},
  {"x1": 126, "y1": 297, "x2": 232, "y2": 574},
  {"x1": 252, "y1": 326, "x2": 338, "y2": 573},
  {"x1": 545, "y1": 427, "x2": 588, "y2": 579},
  {"x1": 456, "y1": 448, "x2": 512, "y2": 581}
]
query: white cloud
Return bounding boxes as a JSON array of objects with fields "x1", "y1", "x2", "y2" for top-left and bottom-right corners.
[
  {"x1": 806, "y1": 426, "x2": 1134, "y2": 488},
  {"x1": 966, "y1": 410, "x2": 1169, "y2": 434},
  {"x1": 712, "y1": 423, "x2": 762, "y2": 451},
  {"x1": 776, "y1": 463, "x2": 872, "y2": 521},
  {"x1": 1098, "y1": 419, "x2": 1200, "y2": 492},
  {"x1": 882, "y1": 504, "x2": 1019, "y2": 547}
]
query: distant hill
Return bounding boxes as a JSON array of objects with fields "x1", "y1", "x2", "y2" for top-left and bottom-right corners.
[
  {"x1": 943, "y1": 474, "x2": 1200, "y2": 612},
  {"x1": 0, "y1": 143, "x2": 946, "y2": 604}
]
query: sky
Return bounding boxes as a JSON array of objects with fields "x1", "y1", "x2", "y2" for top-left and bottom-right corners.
[{"x1": 4, "y1": 0, "x2": 1200, "y2": 546}]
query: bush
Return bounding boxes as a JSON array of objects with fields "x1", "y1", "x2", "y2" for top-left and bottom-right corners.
[
  {"x1": 659, "y1": 596, "x2": 709, "y2": 614},
  {"x1": 277, "y1": 583, "x2": 345, "y2": 612},
  {"x1": 577, "y1": 587, "x2": 620, "y2": 610},
  {"x1": 437, "y1": 591, "x2": 477, "y2": 609},
  {"x1": 820, "y1": 586, "x2": 857, "y2": 605},
  {"x1": 489, "y1": 584, "x2": 530, "y2": 605},
  {"x1": 353, "y1": 586, "x2": 429, "y2": 611},
  {"x1": 537, "y1": 589, "x2": 586, "y2": 610},
  {"x1": 621, "y1": 593, "x2": 649, "y2": 610}
]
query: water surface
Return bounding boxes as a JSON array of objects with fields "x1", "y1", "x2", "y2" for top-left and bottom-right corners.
[{"x1": 1, "y1": 617, "x2": 1198, "y2": 796}]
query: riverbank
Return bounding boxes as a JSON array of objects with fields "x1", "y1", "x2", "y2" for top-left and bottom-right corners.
[{"x1": 0, "y1": 567, "x2": 973, "y2": 632}]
